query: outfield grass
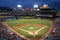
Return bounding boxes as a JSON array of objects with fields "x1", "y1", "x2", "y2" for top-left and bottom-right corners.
[
  {"x1": 5, "y1": 19, "x2": 52, "y2": 27},
  {"x1": 24, "y1": 16, "x2": 32, "y2": 19},
  {"x1": 5, "y1": 19, "x2": 52, "y2": 38}
]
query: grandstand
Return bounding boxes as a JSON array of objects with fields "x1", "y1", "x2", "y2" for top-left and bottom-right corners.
[{"x1": 44, "y1": 18, "x2": 60, "y2": 40}]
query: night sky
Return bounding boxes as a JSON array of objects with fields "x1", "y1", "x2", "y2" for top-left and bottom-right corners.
[{"x1": 0, "y1": 0, "x2": 60, "y2": 9}]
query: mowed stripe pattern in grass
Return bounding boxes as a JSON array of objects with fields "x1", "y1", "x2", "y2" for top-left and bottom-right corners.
[
  {"x1": 5, "y1": 19, "x2": 52, "y2": 27},
  {"x1": 5, "y1": 19, "x2": 52, "y2": 38}
]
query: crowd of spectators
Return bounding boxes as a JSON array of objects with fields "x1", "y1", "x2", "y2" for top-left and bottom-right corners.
[
  {"x1": 44, "y1": 18, "x2": 60, "y2": 40},
  {"x1": 0, "y1": 23, "x2": 27, "y2": 40}
]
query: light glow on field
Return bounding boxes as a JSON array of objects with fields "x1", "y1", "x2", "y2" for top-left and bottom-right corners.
[{"x1": 30, "y1": 27, "x2": 34, "y2": 30}]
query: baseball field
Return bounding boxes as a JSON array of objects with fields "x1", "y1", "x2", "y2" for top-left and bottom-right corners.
[{"x1": 5, "y1": 19, "x2": 52, "y2": 39}]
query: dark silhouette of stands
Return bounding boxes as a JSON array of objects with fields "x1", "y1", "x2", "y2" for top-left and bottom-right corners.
[
  {"x1": 44, "y1": 18, "x2": 60, "y2": 40},
  {"x1": 0, "y1": 7, "x2": 13, "y2": 16},
  {"x1": 0, "y1": 7, "x2": 59, "y2": 20},
  {"x1": 56, "y1": 10, "x2": 60, "y2": 17},
  {"x1": 36, "y1": 8, "x2": 55, "y2": 17},
  {"x1": 0, "y1": 22, "x2": 27, "y2": 40}
]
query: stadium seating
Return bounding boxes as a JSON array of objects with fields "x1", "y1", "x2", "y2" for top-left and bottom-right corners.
[
  {"x1": 56, "y1": 10, "x2": 60, "y2": 17},
  {"x1": 44, "y1": 18, "x2": 60, "y2": 40},
  {"x1": 0, "y1": 23, "x2": 27, "y2": 40}
]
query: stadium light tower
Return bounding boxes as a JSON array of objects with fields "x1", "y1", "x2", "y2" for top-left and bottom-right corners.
[
  {"x1": 43, "y1": 4, "x2": 48, "y2": 7},
  {"x1": 17, "y1": 4, "x2": 22, "y2": 10},
  {"x1": 37, "y1": 9, "x2": 40, "y2": 11},
  {"x1": 33, "y1": 4, "x2": 38, "y2": 8},
  {"x1": 17, "y1": 4, "x2": 22, "y2": 8}
]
